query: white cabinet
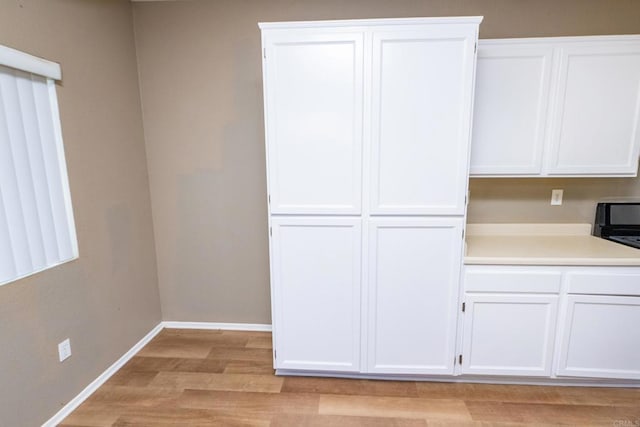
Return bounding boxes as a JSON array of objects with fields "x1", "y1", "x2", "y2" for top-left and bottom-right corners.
[
  {"x1": 556, "y1": 268, "x2": 640, "y2": 380},
  {"x1": 557, "y1": 295, "x2": 640, "y2": 380},
  {"x1": 263, "y1": 31, "x2": 364, "y2": 214},
  {"x1": 464, "y1": 267, "x2": 562, "y2": 293},
  {"x1": 261, "y1": 17, "x2": 480, "y2": 375},
  {"x1": 548, "y1": 43, "x2": 640, "y2": 175},
  {"x1": 461, "y1": 267, "x2": 560, "y2": 376},
  {"x1": 370, "y1": 27, "x2": 476, "y2": 215},
  {"x1": 462, "y1": 265, "x2": 640, "y2": 381},
  {"x1": 461, "y1": 294, "x2": 558, "y2": 376},
  {"x1": 470, "y1": 36, "x2": 640, "y2": 177},
  {"x1": 270, "y1": 217, "x2": 362, "y2": 372},
  {"x1": 470, "y1": 44, "x2": 553, "y2": 175},
  {"x1": 367, "y1": 218, "x2": 463, "y2": 374}
]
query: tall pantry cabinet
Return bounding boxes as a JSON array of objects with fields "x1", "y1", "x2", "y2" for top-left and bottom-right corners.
[{"x1": 259, "y1": 17, "x2": 482, "y2": 376}]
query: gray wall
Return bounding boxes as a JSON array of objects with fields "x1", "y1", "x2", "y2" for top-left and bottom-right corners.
[
  {"x1": 133, "y1": 0, "x2": 640, "y2": 324},
  {"x1": 0, "y1": 1, "x2": 161, "y2": 425}
]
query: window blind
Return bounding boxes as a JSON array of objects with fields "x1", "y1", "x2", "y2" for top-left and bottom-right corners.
[{"x1": 0, "y1": 54, "x2": 78, "y2": 286}]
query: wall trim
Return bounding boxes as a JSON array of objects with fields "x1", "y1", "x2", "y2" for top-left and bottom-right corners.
[
  {"x1": 42, "y1": 323, "x2": 164, "y2": 427},
  {"x1": 162, "y1": 321, "x2": 272, "y2": 332},
  {"x1": 41, "y1": 321, "x2": 272, "y2": 426}
]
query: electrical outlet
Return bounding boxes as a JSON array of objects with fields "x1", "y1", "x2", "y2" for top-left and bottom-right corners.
[
  {"x1": 551, "y1": 189, "x2": 563, "y2": 206},
  {"x1": 58, "y1": 338, "x2": 71, "y2": 362}
]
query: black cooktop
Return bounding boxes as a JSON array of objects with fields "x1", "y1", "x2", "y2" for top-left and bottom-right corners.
[{"x1": 594, "y1": 202, "x2": 640, "y2": 249}]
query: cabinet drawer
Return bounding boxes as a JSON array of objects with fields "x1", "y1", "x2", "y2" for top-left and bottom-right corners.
[
  {"x1": 566, "y1": 269, "x2": 640, "y2": 296},
  {"x1": 465, "y1": 267, "x2": 562, "y2": 293}
]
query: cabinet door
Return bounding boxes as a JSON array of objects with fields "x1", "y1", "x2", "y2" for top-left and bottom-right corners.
[
  {"x1": 270, "y1": 217, "x2": 361, "y2": 372},
  {"x1": 263, "y1": 32, "x2": 364, "y2": 214},
  {"x1": 370, "y1": 26, "x2": 477, "y2": 215},
  {"x1": 470, "y1": 44, "x2": 554, "y2": 175},
  {"x1": 557, "y1": 295, "x2": 640, "y2": 380},
  {"x1": 367, "y1": 218, "x2": 463, "y2": 374},
  {"x1": 547, "y1": 43, "x2": 640, "y2": 175},
  {"x1": 461, "y1": 294, "x2": 558, "y2": 377}
]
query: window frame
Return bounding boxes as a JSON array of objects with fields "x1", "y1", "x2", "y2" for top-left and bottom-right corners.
[{"x1": 0, "y1": 44, "x2": 78, "y2": 287}]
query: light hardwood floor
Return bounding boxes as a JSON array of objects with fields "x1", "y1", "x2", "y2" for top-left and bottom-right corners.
[{"x1": 60, "y1": 329, "x2": 640, "y2": 426}]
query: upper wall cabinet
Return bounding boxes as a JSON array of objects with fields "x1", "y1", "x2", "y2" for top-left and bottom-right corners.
[
  {"x1": 549, "y1": 43, "x2": 640, "y2": 175},
  {"x1": 471, "y1": 43, "x2": 554, "y2": 175},
  {"x1": 470, "y1": 36, "x2": 640, "y2": 177}
]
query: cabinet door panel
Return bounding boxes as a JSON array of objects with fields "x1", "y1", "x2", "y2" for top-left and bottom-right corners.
[
  {"x1": 557, "y1": 295, "x2": 640, "y2": 379},
  {"x1": 264, "y1": 32, "x2": 363, "y2": 214},
  {"x1": 548, "y1": 44, "x2": 640, "y2": 175},
  {"x1": 461, "y1": 294, "x2": 558, "y2": 376},
  {"x1": 367, "y1": 218, "x2": 463, "y2": 374},
  {"x1": 370, "y1": 27, "x2": 477, "y2": 214},
  {"x1": 470, "y1": 44, "x2": 554, "y2": 175},
  {"x1": 271, "y1": 217, "x2": 361, "y2": 371}
]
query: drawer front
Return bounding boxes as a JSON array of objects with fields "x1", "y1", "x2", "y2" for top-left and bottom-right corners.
[
  {"x1": 465, "y1": 267, "x2": 562, "y2": 293},
  {"x1": 566, "y1": 268, "x2": 640, "y2": 296}
]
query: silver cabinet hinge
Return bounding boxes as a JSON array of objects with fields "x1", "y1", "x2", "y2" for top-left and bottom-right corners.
[
  {"x1": 270, "y1": 227, "x2": 272, "y2": 236},
  {"x1": 268, "y1": 195, "x2": 271, "y2": 204},
  {"x1": 474, "y1": 42, "x2": 477, "y2": 53},
  {"x1": 263, "y1": 48, "x2": 267, "y2": 59}
]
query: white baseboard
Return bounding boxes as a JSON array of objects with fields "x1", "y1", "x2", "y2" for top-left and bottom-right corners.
[
  {"x1": 42, "y1": 323, "x2": 164, "y2": 427},
  {"x1": 42, "y1": 320, "x2": 272, "y2": 426},
  {"x1": 276, "y1": 370, "x2": 640, "y2": 388},
  {"x1": 162, "y1": 321, "x2": 272, "y2": 332}
]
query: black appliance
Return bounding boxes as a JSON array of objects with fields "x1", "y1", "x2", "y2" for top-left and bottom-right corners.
[{"x1": 594, "y1": 202, "x2": 640, "y2": 249}]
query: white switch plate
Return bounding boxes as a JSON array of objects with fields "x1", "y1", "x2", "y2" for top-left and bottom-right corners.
[
  {"x1": 551, "y1": 189, "x2": 563, "y2": 206},
  {"x1": 58, "y1": 338, "x2": 71, "y2": 362}
]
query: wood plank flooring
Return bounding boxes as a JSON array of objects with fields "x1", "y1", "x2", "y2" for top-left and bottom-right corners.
[{"x1": 60, "y1": 329, "x2": 640, "y2": 426}]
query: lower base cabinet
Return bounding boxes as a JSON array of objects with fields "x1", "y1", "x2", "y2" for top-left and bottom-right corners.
[
  {"x1": 461, "y1": 265, "x2": 640, "y2": 381},
  {"x1": 270, "y1": 237, "x2": 640, "y2": 383},
  {"x1": 557, "y1": 295, "x2": 640, "y2": 380},
  {"x1": 461, "y1": 293, "x2": 558, "y2": 376}
]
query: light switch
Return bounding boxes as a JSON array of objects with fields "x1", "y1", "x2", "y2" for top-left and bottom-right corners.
[
  {"x1": 58, "y1": 338, "x2": 71, "y2": 362},
  {"x1": 551, "y1": 189, "x2": 563, "y2": 206}
]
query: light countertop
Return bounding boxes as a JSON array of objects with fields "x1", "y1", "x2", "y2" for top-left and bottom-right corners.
[{"x1": 465, "y1": 224, "x2": 640, "y2": 266}]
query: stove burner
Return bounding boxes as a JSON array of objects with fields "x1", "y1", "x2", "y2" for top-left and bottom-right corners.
[{"x1": 608, "y1": 236, "x2": 640, "y2": 249}]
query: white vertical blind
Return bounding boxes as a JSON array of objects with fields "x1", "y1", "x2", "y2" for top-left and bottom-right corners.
[{"x1": 0, "y1": 63, "x2": 77, "y2": 286}]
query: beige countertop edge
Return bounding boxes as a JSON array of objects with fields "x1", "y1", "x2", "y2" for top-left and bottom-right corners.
[
  {"x1": 464, "y1": 224, "x2": 640, "y2": 266},
  {"x1": 464, "y1": 257, "x2": 640, "y2": 266}
]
